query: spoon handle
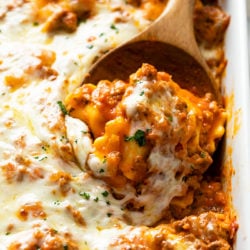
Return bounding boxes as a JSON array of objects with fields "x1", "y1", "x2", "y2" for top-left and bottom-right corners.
[{"x1": 133, "y1": 0, "x2": 207, "y2": 73}]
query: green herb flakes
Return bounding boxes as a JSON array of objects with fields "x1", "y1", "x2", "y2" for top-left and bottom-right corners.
[
  {"x1": 200, "y1": 151, "x2": 206, "y2": 158},
  {"x1": 110, "y1": 23, "x2": 119, "y2": 33},
  {"x1": 125, "y1": 129, "x2": 146, "y2": 147},
  {"x1": 167, "y1": 115, "x2": 173, "y2": 122},
  {"x1": 54, "y1": 200, "x2": 61, "y2": 205},
  {"x1": 102, "y1": 191, "x2": 109, "y2": 197},
  {"x1": 86, "y1": 44, "x2": 94, "y2": 49},
  {"x1": 79, "y1": 192, "x2": 90, "y2": 200},
  {"x1": 57, "y1": 101, "x2": 68, "y2": 115}
]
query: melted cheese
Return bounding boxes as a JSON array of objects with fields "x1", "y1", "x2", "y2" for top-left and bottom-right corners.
[
  {"x1": 0, "y1": 1, "x2": 153, "y2": 248},
  {"x1": 0, "y1": 1, "x2": 233, "y2": 249},
  {"x1": 65, "y1": 63, "x2": 227, "y2": 227}
]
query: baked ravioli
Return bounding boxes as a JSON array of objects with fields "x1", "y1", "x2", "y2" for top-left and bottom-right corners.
[{"x1": 0, "y1": 0, "x2": 236, "y2": 249}]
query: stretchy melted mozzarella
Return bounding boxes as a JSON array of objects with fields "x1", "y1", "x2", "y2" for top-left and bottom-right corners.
[
  {"x1": 66, "y1": 63, "x2": 227, "y2": 226},
  {"x1": 0, "y1": 0, "x2": 235, "y2": 249}
]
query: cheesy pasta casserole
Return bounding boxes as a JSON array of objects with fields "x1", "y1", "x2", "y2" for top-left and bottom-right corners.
[{"x1": 0, "y1": 0, "x2": 236, "y2": 249}]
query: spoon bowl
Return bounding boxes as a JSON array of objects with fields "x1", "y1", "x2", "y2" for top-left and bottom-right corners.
[{"x1": 83, "y1": 0, "x2": 219, "y2": 99}]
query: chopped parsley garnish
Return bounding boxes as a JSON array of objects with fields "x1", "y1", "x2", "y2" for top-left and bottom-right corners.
[
  {"x1": 86, "y1": 44, "x2": 94, "y2": 49},
  {"x1": 34, "y1": 155, "x2": 48, "y2": 161},
  {"x1": 94, "y1": 197, "x2": 99, "y2": 202},
  {"x1": 107, "y1": 212, "x2": 112, "y2": 217},
  {"x1": 39, "y1": 156, "x2": 48, "y2": 161},
  {"x1": 41, "y1": 145, "x2": 49, "y2": 151},
  {"x1": 79, "y1": 192, "x2": 90, "y2": 200},
  {"x1": 139, "y1": 91, "x2": 144, "y2": 96},
  {"x1": 57, "y1": 101, "x2": 68, "y2": 115},
  {"x1": 125, "y1": 129, "x2": 146, "y2": 147},
  {"x1": 200, "y1": 151, "x2": 206, "y2": 158},
  {"x1": 54, "y1": 200, "x2": 61, "y2": 205},
  {"x1": 99, "y1": 168, "x2": 105, "y2": 173},
  {"x1": 102, "y1": 191, "x2": 109, "y2": 197},
  {"x1": 110, "y1": 23, "x2": 119, "y2": 33},
  {"x1": 60, "y1": 135, "x2": 69, "y2": 143},
  {"x1": 167, "y1": 115, "x2": 173, "y2": 122}
]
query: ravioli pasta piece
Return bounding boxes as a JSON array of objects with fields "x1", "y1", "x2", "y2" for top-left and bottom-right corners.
[{"x1": 65, "y1": 63, "x2": 227, "y2": 226}]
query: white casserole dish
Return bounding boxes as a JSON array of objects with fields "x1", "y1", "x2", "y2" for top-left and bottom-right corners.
[{"x1": 222, "y1": 0, "x2": 250, "y2": 248}]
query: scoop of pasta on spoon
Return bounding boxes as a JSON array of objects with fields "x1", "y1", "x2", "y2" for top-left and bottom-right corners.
[{"x1": 65, "y1": 0, "x2": 226, "y2": 226}]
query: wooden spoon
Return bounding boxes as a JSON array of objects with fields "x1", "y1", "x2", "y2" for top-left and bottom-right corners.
[{"x1": 83, "y1": 0, "x2": 219, "y2": 99}]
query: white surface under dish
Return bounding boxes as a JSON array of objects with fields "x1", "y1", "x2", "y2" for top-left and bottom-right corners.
[
  {"x1": 222, "y1": 0, "x2": 250, "y2": 248},
  {"x1": 248, "y1": 1, "x2": 250, "y2": 76},
  {"x1": 247, "y1": 0, "x2": 250, "y2": 76}
]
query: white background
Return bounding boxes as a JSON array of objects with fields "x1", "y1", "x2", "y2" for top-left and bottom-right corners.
[{"x1": 247, "y1": 0, "x2": 250, "y2": 75}]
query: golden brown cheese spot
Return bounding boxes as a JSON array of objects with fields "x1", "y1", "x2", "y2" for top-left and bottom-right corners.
[
  {"x1": 17, "y1": 201, "x2": 47, "y2": 221},
  {"x1": 4, "y1": 75, "x2": 26, "y2": 90},
  {"x1": 0, "y1": 0, "x2": 29, "y2": 19},
  {"x1": 66, "y1": 205, "x2": 86, "y2": 226},
  {"x1": 3, "y1": 49, "x2": 57, "y2": 90},
  {"x1": 49, "y1": 171, "x2": 73, "y2": 196},
  {"x1": 2, "y1": 160, "x2": 44, "y2": 183},
  {"x1": 31, "y1": 0, "x2": 96, "y2": 32},
  {"x1": 7, "y1": 243, "x2": 21, "y2": 250},
  {"x1": 56, "y1": 138, "x2": 76, "y2": 162},
  {"x1": 5, "y1": 224, "x2": 15, "y2": 235},
  {"x1": 8, "y1": 226, "x2": 79, "y2": 250}
]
